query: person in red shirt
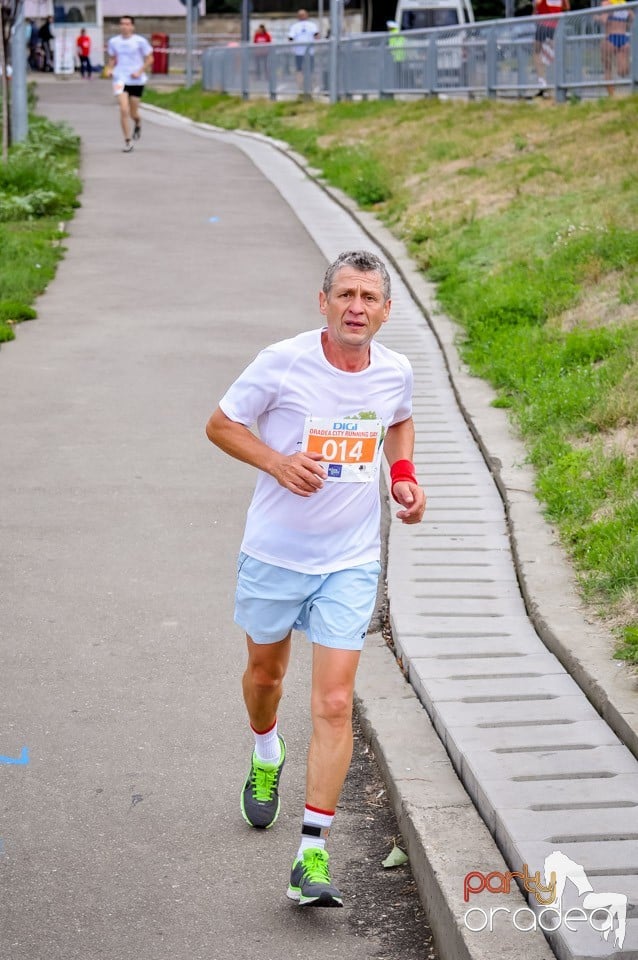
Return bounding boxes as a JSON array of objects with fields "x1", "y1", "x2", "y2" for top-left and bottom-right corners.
[
  {"x1": 533, "y1": 0, "x2": 569, "y2": 93},
  {"x1": 76, "y1": 28, "x2": 92, "y2": 79},
  {"x1": 253, "y1": 23, "x2": 272, "y2": 80},
  {"x1": 253, "y1": 23, "x2": 272, "y2": 43}
]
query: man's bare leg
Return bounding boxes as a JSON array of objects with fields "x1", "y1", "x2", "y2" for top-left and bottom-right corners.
[
  {"x1": 240, "y1": 632, "x2": 291, "y2": 829},
  {"x1": 306, "y1": 644, "x2": 360, "y2": 810},
  {"x1": 117, "y1": 91, "x2": 132, "y2": 141},
  {"x1": 242, "y1": 632, "x2": 291, "y2": 731},
  {"x1": 129, "y1": 94, "x2": 142, "y2": 138},
  {"x1": 286, "y1": 644, "x2": 360, "y2": 907}
]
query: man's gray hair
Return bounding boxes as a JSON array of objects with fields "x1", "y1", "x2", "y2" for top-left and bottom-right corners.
[{"x1": 322, "y1": 251, "x2": 391, "y2": 302}]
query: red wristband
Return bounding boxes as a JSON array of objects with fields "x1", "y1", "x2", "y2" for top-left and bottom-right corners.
[{"x1": 390, "y1": 459, "x2": 418, "y2": 502}]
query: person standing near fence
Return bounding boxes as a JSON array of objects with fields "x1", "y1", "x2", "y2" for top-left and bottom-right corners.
[
  {"x1": 27, "y1": 19, "x2": 40, "y2": 71},
  {"x1": 76, "y1": 28, "x2": 92, "y2": 79},
  {"x1": 288, "y1": 9, "x2": 319, "y2": 93},
  {"x1": 533, "y1": 0, "x2": 569, "y2": 94},
  {"x1": 598, "y1": 0, "x2": 633, "y2": 95},
  {"x1": 386, "y1": 20, "x2": 407, "y2": 88},
  {"x1": 106, "y1": 16, "x2": 153, "y2": 153},
  {"x1": 38, "y1": 17, "x2": 54, "y2": 73},
  {"x1": 253, "y1": 23, "x2": 272, "y2": 80},
  {"x1": 205, "y1": 249, "x2": 426, "y2": 908}
]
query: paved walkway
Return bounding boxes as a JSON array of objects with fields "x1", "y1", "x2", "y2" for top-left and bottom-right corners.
[{"x1": 2, "y1": 76, "x2": 637, "y2": 960}]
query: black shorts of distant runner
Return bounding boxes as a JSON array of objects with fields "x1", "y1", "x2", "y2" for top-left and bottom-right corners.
[
  {"x1": 124, "y1": 84, "x2": 145, "y2": 97},
  {"x1": 535, "y1": 23, "x2": 555, "y2": 43}
]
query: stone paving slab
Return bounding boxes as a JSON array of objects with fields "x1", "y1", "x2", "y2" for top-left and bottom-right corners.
[
  {"x1": 398, "y1": 534, "x2": 511, "y2": 552},
  {"x1": 448, "y1": 719, "x2": 623, "y2": 770},
  {"x1": 423, "y1": 506, "x2": 508, "y2": 520},
  {"x1": 515, "y1": 838, "x2": 638, "y2": 876},
  {"x1": 417, "y1": 672, "x2": 583, "y2": 704},
  {"x1": 497, "y1": 807, "x2": 638, "y2": 845},
  {"x1": 386, "y1": 556, "x2": 516, "y2": 581},
  {"x1": 424, "y1": 497, "x2": 506, "y2": 510},
  {"x1": 464, "y1": 744, "x2": 638, "y2": 785},
  {"x1": 408, "y1": 581, "x2": 525, "y2": 599},
  {"x1": 391, "y1": 613, "x2": 534, "y2": 642},
  {"x1": 391, "y1": 553, "x2": 518, "y2": 575},
  {"x1": 504, "y1": 839, "x2": 638, "y2": 958},
  {"x1": 394, "y1": 631, "x2": 541, "y2": 663},
  {"x1": 429, "y1": 696, "x2": 604, "y2": 737},
  {"x1": 475, "y1": 773, "x2": 638, "y2": 831},
  {"x1": 414, "y1": 652, "x2": 566, "y2": 678},
  {"x1": 396, "y1": 595, "x2": 527, "y2": 618},
  {"x1": 404, "y1": 576, "x2": 522, "y2": 593}
]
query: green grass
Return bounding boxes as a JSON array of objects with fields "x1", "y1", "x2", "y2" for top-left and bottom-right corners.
[
  {"x1": 147, "y1": 85, "x2": 638, "y2": 658},
  {"x1": 0, "y1": 114, "x2": 80, "y2": 342}
]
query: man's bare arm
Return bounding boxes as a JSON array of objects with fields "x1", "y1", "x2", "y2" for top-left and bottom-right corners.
[
  {"x1": 206, "y1": 407, "x2": 326, "y2": 498},
  {"x1": 383, "y1": 417, "x2": 426, "y2": 524}
]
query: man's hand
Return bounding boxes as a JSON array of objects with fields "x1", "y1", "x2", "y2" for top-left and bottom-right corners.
[
  {"x1": 271, "y1": 451, "x2": 327, "y2": 497},
  {"x1": 392, "y1": 481, "x2": 426, "y2": 524}
]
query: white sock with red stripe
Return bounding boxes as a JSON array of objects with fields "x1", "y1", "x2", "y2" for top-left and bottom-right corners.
[
  {"x1": 251, "y1": 718, "x2": 281, "y2": 764},
  {"x1": 297, "y1": 804, "x2": 335, "y2": 858}
]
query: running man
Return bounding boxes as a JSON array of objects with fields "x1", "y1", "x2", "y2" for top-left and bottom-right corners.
[
  {"x1": 106, "y1": 16, "x2": 153, "y2": 153},
  {"x1": 206, "y1": 250, "x2": 426, "y2": 907},
  {"x1": 533, "y1": 0, "x2": 570, "y2": 93}
]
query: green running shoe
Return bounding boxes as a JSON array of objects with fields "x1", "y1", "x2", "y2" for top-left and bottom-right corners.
[
  {"x1": 240, "y1": 735, "x2": 286, "y2": 829},
  {"x1": 287, "y1": 847, "x2": 343, "y2": 908}
]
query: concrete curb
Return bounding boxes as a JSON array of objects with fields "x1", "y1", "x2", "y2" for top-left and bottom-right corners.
[{"x1": 356, "y1": 634, "x2": 553, "y2": 960}]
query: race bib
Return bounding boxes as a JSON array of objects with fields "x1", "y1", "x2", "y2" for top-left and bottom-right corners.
[
  {"x1": 302, "y1": 417, "x2": 383, "y2": 482},
  {"x1": 112, "y1": 79, "x2": 125, "y2": 96}
]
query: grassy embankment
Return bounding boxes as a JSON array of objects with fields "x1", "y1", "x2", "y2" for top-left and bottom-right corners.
[
  {"x1": 0, "y1": 113, "x2": 81, "y2": 342},
  {"x1": 145, "y1": 87, "x2": 638, "y2": 661}
]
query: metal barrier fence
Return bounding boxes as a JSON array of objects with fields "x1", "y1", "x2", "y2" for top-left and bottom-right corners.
[
  {"x1": 200, "y1": 3, "x2": 638, "y2": 101},
  {"x1": 146, "y1": 34, "x2": 228, "y2": 78}
]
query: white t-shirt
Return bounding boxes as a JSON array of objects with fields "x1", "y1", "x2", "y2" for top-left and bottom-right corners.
[
  {"x1": 219, "y1": 328, "x2": 413, "y2": 574},
  {"x1": 288, "y1": 19, "x2": 319, "y2": 56},
  {"x1": 107, "y1": 34, "x2": 152, "y2": 85}
]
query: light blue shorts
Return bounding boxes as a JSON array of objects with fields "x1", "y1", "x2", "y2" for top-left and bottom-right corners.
[{"x1": 234, "y1": 552, "x2": 381, "y2": 650}]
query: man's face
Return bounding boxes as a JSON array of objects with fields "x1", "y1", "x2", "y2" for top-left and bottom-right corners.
[
  {"x1": 298, "y1": 9, "x2": 308, "y2": 20},
  {"x1": 119, "y1": 17, "x2": 134, "y2": 36},
  {"x1": 319, "y1": 268, "x2": 391, "y2": 351}
]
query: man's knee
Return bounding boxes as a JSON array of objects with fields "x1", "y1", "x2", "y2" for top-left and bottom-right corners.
[
  {"x1": 312, "y1": 687, "x2": 353, "y2": 727},
  {"x1": 247, "y1": 663, "x2": 284, "y2": 692},
  {"x1": 245, "y1": 649, "x2": 287, "y2": 693}
]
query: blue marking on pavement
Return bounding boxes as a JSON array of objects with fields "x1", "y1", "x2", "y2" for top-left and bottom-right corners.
[
  {"x1": 208, "y1": 216, "x2": 220, "y2": 223},
  {"x1": 0, "y1": 747, "x2": 29, "y2": 765}
]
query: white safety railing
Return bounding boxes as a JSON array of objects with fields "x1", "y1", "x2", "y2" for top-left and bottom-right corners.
[{"x1": 200, "y1": 3, "x2": 638, "y2": 101}]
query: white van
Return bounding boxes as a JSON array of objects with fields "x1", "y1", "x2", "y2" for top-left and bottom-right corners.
[
  {"x1": 394, "y1": 0, "x2": 474, "y2": 30},
  {"x1": 393, "y1": 0, "x2": 474, "y2": 80}
]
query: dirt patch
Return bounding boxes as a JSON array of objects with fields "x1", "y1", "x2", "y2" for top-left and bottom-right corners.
[
  {"x1": 553, "y1": 273, "x2": 635, "y2": 332},
  {"x1": 601, "y1": 587, "x2": 638, "y2": 637},
  {"x1": 601, "y1": 424, "x2": 638, "y2": 459}
]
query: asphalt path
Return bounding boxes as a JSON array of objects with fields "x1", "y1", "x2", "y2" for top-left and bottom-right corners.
[{"x1": 0, "y1": 78, "x2": 432, "y2": 960}]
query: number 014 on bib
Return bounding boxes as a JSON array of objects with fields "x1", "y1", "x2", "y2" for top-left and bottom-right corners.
[{"x1": 301, "y1": 417, "x2": 384, "y2": 483}]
